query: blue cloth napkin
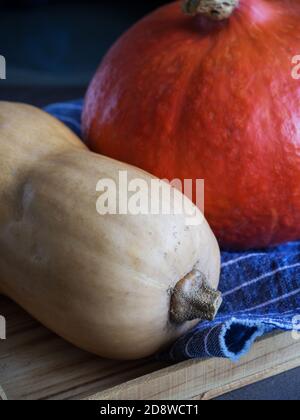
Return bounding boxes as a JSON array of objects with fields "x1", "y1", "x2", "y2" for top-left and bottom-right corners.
[{"x1": 45, "y1": 100, "x2": 300, "y2": 362}]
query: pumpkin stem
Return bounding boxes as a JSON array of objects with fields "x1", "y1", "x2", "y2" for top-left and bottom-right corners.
[
  {"x1": 183, "y1": 0, "x2": 239, "y2": 21},
  {"x1": 170, "y1": 270, "x2": 222, "y2": 324}
]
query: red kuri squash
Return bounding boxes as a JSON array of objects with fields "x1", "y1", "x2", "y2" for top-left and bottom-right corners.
[{"x1": 83, "y1": 0, "x2": 300, "y2": 250}]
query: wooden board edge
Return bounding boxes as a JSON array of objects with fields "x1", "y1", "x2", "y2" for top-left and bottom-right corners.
[
  {"x1": 84, "y1": 332, "x2": 300, "y2": 400},
  {"x1": 195, "y1": 356, "x2": 300, "y2": 400}
]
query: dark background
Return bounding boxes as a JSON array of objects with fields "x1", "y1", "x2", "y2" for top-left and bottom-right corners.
[
  {"x1": 0, "y1": 0, "x2": 170, "y2": 103},
  {"x1": 0, "y1": 0, "x2": 172, "y2": 104},
  {"x1": 0, "y1": 0, "x2": 299, "y2": 400}
]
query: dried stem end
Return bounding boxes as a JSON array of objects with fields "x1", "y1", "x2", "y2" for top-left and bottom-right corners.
[
  {"x1": 170, "y1": 270, "x2": 222, "y2": 324},
  {"x1": 183, "y1": 0, "x2": 239, "y2": 21}
]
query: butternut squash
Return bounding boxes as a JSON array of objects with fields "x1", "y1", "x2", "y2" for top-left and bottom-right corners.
[{"x1": 0, "y1": 102, "x2": 221, "y2": 360}]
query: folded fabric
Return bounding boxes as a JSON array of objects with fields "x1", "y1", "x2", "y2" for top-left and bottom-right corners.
[{"x1": 44, "y1": 100, "x2": 300, "y2": 362}]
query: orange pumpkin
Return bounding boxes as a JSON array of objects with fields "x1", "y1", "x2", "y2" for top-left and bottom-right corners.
[{"x1": 83, "y1": 0, "x2": 300, "y2": 249}]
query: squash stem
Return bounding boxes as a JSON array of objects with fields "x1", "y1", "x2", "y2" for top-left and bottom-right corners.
[
  {"x1": 170, "y1": 269, "x2": 222, "y2": 324},
  {"x1": 183, "y1": 0, "x2": 239, "y2": 21}
]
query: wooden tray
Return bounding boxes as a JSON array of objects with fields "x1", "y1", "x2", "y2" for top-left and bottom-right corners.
[{"x1": 1, "y1": 296, "x2": 299, "y2": 400}]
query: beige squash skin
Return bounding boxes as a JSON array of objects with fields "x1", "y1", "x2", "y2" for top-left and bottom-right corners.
[{"x1": 0, "y1": 102, "x2": 221, "y2": 360}]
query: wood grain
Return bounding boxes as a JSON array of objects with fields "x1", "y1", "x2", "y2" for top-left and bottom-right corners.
[
  {"x1": 87, "y1": 332, "x2": 300, "y2": 400},
  {"x1": 1, "y1": 296, "x2": 299, "y2": 400},
  {"x1": 0, "y1": 296, "x2": 169, "y2": 400}
]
